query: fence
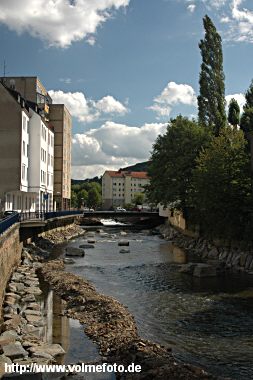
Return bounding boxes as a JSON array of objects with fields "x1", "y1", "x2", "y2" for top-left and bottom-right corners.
[{"x1": 0, "y1": 212, "x2": 20, "y2": 235}]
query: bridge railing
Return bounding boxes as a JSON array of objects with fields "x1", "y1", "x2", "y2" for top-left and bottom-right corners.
[
  {"x1": 0, "y1": 212, "x2": 20, "y2": 235},
  {"x1": 44, "y1": 210, "x2": 83, "y2": 220}
]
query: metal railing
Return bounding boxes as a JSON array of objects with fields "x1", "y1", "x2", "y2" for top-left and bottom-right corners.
[
  {"x1": 19, "y1": 211, "x2": 45, "y2": 221},
  {"x1": 44, "y1": 210, "x2": 83, "y2": 220},
  {"x1": 0, "y1": 212, "x2": 20, "y2": 235}
]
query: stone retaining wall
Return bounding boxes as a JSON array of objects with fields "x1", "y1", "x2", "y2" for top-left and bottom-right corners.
[
  {"x1": 0, "y1": 224, "x2": 22, "y2": 322},
  {"x1": 160, "y1": 222, "x2": 253, "y2": 273}
]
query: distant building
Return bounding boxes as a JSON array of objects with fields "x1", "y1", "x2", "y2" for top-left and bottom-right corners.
[
  {"x1": 102, "y1": 170, "x2": 149, "y2": 209},
  {"x1": 0, "y1": 82, "x2": 54, "y2": 212},
  {"x1": 0, "y1": 76, "x2": 72, "y2": 210}
]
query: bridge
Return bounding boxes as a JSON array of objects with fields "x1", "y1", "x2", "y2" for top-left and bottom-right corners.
[
  {"x1": 80, "y1": 210, "x2": 159, "y2": 218},
  {"x1": 0, "y1": 210, "x2": 164, "y2": 240}
]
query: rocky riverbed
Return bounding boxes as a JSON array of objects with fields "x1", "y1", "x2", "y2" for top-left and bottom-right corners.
[
  {"x1": 0, "y1": 223, "x2": 228, "y2": 379},
  {"x1": 40, "y1": 259, "x2": 220, "y2": 380},
  {"x1": 0, "y1": 251, "x2": 65, "y2": 378}
]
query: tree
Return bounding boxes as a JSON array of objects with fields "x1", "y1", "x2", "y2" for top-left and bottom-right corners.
[
  {"x1": 191, "y1": 127, "x2": 252, "y2": 239},
  {"x1": 146, "y1": 116, "x2": 210, "y2": 216},
  {"x1": 198, "y1": 15, "x2": 226, "y2": 136},
  {"x1": 132, "y1": 192, "x2": 145, "y2": 206},
  {"x1": 77, "y1": 189, "x2": 88, "y2": 209},
  {"x1": 71, "y1": 191, "x2": 78, "y2": 209},
  {"x1": 228, "y1": 98, "x2": 240, "y2": 128},
  {"x1": 87, "y1": 188, "x2": 101, "y2": 208},
  {"x1": 240, "y1": 80, "x2": 253, "y2": 173}
]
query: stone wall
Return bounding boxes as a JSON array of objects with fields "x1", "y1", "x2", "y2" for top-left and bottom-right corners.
[
  {"x1": 0, "y1": 224, "x2": 22, "y2": 321},
  {"x1": 159, "y1": 222, "x2": 253, "y2": 273}
]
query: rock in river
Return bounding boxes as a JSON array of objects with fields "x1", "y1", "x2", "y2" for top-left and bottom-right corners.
[
  {"x1": 65, "y1": 247, "x2": 85, "y2": 257},
  {"x1": 118, "y1": 240, "x2": 130, "y2": 246},
  {"x1": 193, "y1": 263, "x2": 217, "y2": 277}
]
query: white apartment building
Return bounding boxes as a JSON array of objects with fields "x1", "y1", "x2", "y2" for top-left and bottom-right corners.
[
  {"x1": 102, "y1": 171, "x2": 149, "y2": 209},
  {"x1": 0, "y1": 82, "x2": 54, "y2": 213},
  {"x1": 28, "y1": 109, "x2": 54, "y2": 211}
]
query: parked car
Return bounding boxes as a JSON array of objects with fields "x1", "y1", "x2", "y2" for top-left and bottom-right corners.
[
  {"x1": 116, "y1": 207, "x2": 126, "y2": 212},
  {"x1": 3, "y1": 210, "x2": 18, "y2": 217},
  {"x1": 83, "y1": 207, "x2": 95, "y2": 214}
]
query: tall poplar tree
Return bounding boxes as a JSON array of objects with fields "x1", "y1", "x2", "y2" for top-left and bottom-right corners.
[
  {"x1": 228, "y1": 98, "x2": 240, "y2": 129},
  {"x1": 198, "y1": 15, "x2": 226, "y2": 136}
]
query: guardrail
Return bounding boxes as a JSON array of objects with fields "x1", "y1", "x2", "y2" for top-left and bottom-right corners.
[
  {"x1": 44, "y1": 210, "x2": 83, "y2": 220},
  {"x1": 0, "y1": 212, "x2": 20, "y2": 235}
]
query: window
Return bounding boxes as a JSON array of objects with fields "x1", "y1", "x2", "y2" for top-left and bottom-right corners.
[
  {"x1": 27, "y1": 144, "x2": 29, "y2": 157},
  {"x1": 22, "y1": 165, "x2": 26, "y2": 180},
  {"x1": 48, "y1": 153, "x2": 50, "y2": 165},
  {"x1": 23, "y1": 116, "x2": 26, "y2": 131},
  {"x1": 22, "y1": 141, "x2": 26, "y2": 156}
]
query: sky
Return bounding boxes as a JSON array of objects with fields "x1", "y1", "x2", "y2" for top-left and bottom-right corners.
[{"x1": 0, "y1": 0, "x2": 253, "y2": 179}]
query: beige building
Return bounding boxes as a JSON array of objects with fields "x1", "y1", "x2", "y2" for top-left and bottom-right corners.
[
  {"x1": 1, "y1": 76, "x2": 72, "y2": 210},
  {"x1": 102, "y1": 170, "x2": 149, "y2": 209},
  {"x1": 49, "y1": 105, "x2": 72, "y2": 210}
]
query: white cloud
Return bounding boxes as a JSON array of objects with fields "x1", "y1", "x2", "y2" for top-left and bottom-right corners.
[
  {"x1": 148, "y1": 81, "x2": 197, "y2": 118},
  {"x1": 72, "y1": 121, "x2": 166, "y2": 177},
  {"x1": 187, "y1": 4, "x2": 196, "y2": 13},
  {"x1": 229, "y1": 0, "x2": 253, "y2": 43},
  {"x1": 225, "y1": 93, "x2": 246, "y2": 110},
  {"x1": 95, "y1": 95, "x2": 128, "y2": 114},
  {"x1": 190, "y1": 0, "x2": 253, "y2": 44},
  {"x1": 0, "y1": 0, "x2": 130, "y2": 48},
  {"x1": 59, "y1": 78, "x2": 72, "y2": 84},
  {"x1": 49, "y1": 90, "x2": 128, "y2": 123}
]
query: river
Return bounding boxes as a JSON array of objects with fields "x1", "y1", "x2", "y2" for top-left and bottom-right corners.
[{"x1": 53, "y1": 226, "x2": 253, "y2": 380}]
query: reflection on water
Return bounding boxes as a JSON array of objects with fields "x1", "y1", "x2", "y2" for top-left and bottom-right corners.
[
  {"x1": 39, "y1": 279, "x2": 101, "y2": 365},
  {"x1": 57, "y1": 228, "x2": 253, "y2": 380}
]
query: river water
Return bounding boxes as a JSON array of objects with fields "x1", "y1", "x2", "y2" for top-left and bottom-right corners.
[{"x1": 56, "y1": 227, "x2": 253, "y2": 380}]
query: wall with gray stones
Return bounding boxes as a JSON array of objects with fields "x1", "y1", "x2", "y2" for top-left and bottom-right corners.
[
  {"x1": 0, "y1": 225, "x2": 22, "y2": 322},
  {"x1": 159, "y1": 222, "x2": 253, "y2": 273}
]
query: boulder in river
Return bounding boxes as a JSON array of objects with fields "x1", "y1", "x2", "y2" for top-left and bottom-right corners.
[
  {"x1": 63, "y1": 258, "x2": 76, "y2": 264},
  {"x1": 118, "y1": 240, "x2": 130, "y2": 246},
  {"x1": 87, "y1": 240, "x2": 96, "y2": 244},
  {"x1": 193, "y1": 263, "x2": 217, "y2": 277},
  {"x1": 119, "y1": 249, "x2": 130, "y2": 253},
  {"x1": 79, "y1": 244, "x2": 94, "y2": 249},
  {"x1": 65, "y1": 247, "x2": 85, "y2": 257}
]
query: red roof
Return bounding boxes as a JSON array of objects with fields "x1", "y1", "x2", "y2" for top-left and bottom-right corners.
[{"x1": 105, "y1": 171, "x2": 149, "y2": 179}]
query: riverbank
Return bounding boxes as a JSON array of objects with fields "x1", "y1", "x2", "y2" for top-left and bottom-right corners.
[
  {"x1": 40, "y1": 259, "x2": 219, "y2": 380},
  {"x1": 0, "y1": 224, "x2": 226, "y2": 379},
  {"x1": 158, "y1": 222, "x2": 253, "y2": 274}
]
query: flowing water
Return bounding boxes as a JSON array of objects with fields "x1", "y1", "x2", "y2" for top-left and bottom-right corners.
[{"x1": 55, "y1": 227, "x2": 253, "y2": 380}]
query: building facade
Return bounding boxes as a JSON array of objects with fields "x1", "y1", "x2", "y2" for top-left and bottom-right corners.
[
  {"x1": 0, "y1": 82, "x2": 54, "y2": 212},
  {"x1": 102, "y1": 171, "x2": 149, "y2": 209},
  {"x1": 28, "y1": 109, "x2": 54, "y2": 211},
  {"x1": 49, "y1": 105, "x2": 72, "y2": 210},
  {"x1": 0, "y1": 76, "x2": 72, "y2": 211}
]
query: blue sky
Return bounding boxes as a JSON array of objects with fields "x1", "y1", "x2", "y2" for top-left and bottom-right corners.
[{"x1": 0, "y1": 0, "x2": 253, "y2": 178}]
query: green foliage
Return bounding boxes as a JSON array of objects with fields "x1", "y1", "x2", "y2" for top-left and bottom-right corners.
[
  {"x1": 198, "y1": 15, "x2": 226, "y2": 136},
  {"x1": 132, "y1": 192, "x2": 145, "y2": 206},
  {"x1": 240, "y1": 80, "x2": 253, "y2": 134},
  {"x1": 77, "y1": 189, "x2": 88, "y2": 208},
  {"x1": 146, "y1": 116, "x2": 210, "y2": 215},
  {"x1": 191, "y1": 127, "x2": 252, "y2": 239},
  {"x1": 71, "y1": 181, "x2": 102, "y2": 209},
  {"x1": 228, "y1": 98, "x2": 240, "y2": 128},
  {"x1": 87, "y1": 187, "x2": 102, "y2": 208}
]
